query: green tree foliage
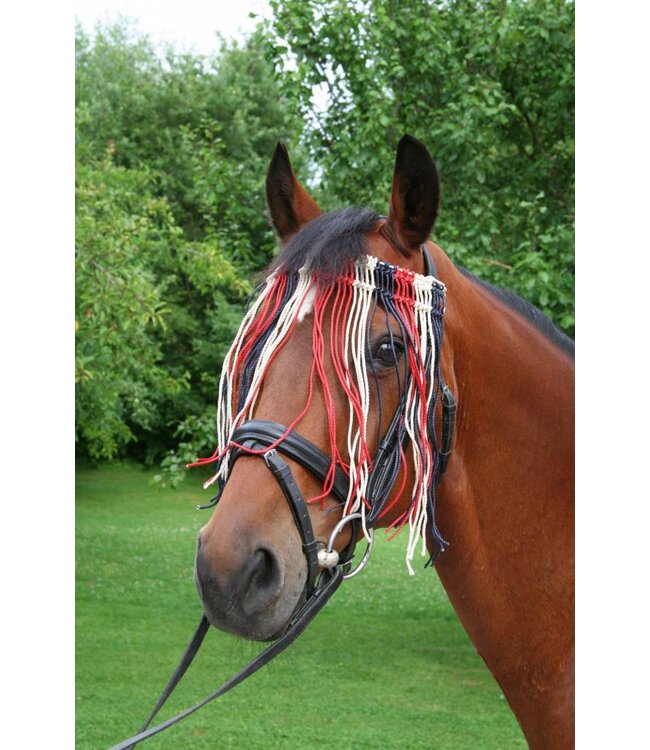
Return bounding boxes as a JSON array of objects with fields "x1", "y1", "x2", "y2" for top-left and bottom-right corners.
[
  {"x1": 76, "y1": 5, "x2": 574, "y2": 476},
  {"x1": 75, "y1": 22, "x2": 301, "y2": 471},
  {"x1": 263, "y1": 0, "x2": 574, "y2": 332},
  {"x1": 76, "y1": 154, "x2": 183, "y2": 460}
]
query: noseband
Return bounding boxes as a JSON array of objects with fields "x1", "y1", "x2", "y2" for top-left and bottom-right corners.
[
  {"x1": 228, "y1": 421, "x2": 355, "y2": 595},
  {"x1": 107, "y1": 248, "x2": 455, "y2": 749}
]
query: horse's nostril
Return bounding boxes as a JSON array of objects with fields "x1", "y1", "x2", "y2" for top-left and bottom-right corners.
[
  {"x1": 194, "y1": 543, "x2": 287, "y2": 631},
  {"x1": 251, "y1": 548, "x2": 271, "y2": 586},
  {"x1": 240, "y1": 548, "x2": 283, "y2": 615}
]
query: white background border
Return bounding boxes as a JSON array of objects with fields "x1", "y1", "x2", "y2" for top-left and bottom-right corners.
[{"x1": 1, "y1": 1, "x2": 647, "y2": 746}]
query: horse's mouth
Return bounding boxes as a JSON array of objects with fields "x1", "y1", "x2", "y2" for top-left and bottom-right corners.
[
  {"x1": 199, "y1": 597, "x2": 303, "y2": 642},
  {"x1": 194, "y1": 548, "x2": 307, "y2": 642}
]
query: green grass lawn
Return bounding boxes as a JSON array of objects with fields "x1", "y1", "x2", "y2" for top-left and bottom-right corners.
[{"x1": 76, "y1": 464, "x2": 525, "y2": 749}]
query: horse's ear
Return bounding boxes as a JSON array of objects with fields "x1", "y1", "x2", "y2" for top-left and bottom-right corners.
[
  {"x1": 387, "y1": 135, "x2": 440, "y2": 253},
  {"x1": 266, "y1": 142, "x2": 321, "y2": 242}
]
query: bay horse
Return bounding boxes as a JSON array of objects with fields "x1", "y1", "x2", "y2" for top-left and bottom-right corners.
[{"x1": 194, "y1": 136, "x2": 575, "y2": 749}]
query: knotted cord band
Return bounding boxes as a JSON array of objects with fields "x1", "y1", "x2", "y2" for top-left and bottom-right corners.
[{"x1": 190, "y1": 250, "x2": 449, "y2": 571}]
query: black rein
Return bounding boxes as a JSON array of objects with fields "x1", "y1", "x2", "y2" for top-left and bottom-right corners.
[{"x1": 106, "y1": 248, "x2": 455, "y2": 749}]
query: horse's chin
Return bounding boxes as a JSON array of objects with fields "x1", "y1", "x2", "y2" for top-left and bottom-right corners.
[
  {"x1": 195, "y1": 564, "x2": 306, "y2": 642},
  {"x1": 203, "y1": 593, "x2": 303, "y2": 642}
]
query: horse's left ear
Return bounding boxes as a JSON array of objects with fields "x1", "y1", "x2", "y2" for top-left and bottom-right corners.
[
  {"x1": 387, "y1": 135, "x2": 440, "y2": 253},
  {"x1": 266, "y1": 142, "x2": 322, "y2": 242}
]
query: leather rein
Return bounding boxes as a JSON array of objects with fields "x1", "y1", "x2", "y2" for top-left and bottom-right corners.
[{"x1": 107, "y1": 248, "x2": 456, "y2": 750}]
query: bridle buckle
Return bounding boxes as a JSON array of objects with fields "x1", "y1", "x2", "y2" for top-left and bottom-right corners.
[{"x1": 263, "y1": 448, "x2": 278, "y2": 467}]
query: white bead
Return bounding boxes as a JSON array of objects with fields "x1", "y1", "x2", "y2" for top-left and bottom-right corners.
[{"x1": 317, "y1": 548, "x2": 339, "y2": 568}]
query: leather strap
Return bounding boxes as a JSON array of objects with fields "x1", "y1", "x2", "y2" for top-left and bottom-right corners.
[
  {"x1": 231, "y1": 421, "x2": 350, "y2": 504},
  {"x1": 230, "y1": 422, "x2": 358, "y2": 571},
  {"x1": 262, "y1": 447, "x2": 320, "y2": 594},
  {"x1": 121, "y1": 615, "x2": 210, "y2": 750},
  {"x1": 438, "y1": 385, "x2": 456, "y2": 480},
  {"x1": 422, "y1": 245, "x2": 436, "y2": 277},
  {"x1": 423, "y1": 246, "x2": 456, "y2": 486},
  {"x1": 107, "y1": 568, "x2": 344, "y2": 750}
]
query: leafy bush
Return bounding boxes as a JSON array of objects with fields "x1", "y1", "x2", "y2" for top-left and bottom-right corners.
[
  {"x1": 263, "y1": 0, "x2": 574, "y2": 334},
  {"x1": 75, "y1": 4, "x2": 574, "y2": 477},
  {"x1": 75, "y1": 153, "x2": 184, "y2": 459},
  {"x1": 75, "y1": 22, "x2": 301, "y2": 469}
]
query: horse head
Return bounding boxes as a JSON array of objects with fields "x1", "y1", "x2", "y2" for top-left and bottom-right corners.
[
  {"x1": 194, "y1": 135, "x2": 445, "y2": 641},
  {"x1": 184, "y1": 131, "x2": 574, "y2": 749}
]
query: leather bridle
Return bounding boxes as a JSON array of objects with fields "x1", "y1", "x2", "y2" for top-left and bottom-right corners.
[
  {"x1": 107, "y1": 247, "x2": 456, "y2": 750},
  {"x1": 228, "y1": 421, "x2": 357, "y2": 596}
]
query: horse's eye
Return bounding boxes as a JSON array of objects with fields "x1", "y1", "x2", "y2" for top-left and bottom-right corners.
[{"x1": 371, "y1": 338, "x2": 405, "y2": 369}]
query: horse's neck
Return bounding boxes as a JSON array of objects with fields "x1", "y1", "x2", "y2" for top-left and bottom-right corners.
[{"x1": 432, "y1": 250, "x2": 574, "y2": 748}]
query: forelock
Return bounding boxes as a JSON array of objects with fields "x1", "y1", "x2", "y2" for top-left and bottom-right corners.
[{"x1": 270, "y1": 206, "x2": 379, "y2": 276}]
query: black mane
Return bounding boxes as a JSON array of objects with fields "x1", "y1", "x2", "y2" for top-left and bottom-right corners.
[
  {"x1": 457, "y1": 266, "x2": 575, "y2": 359},
  {"x1": 271, "y1": 206, "x2": 379, "y2": 276}
]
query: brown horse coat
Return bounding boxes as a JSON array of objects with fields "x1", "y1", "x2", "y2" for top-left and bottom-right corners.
[{"x1": 196, "y1": 136, "x2": 574, "y2": 749}]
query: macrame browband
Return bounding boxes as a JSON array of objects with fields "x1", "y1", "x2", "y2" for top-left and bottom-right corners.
[{"x1": 191, "y1": 249, "x2": 449, "y2": 571}]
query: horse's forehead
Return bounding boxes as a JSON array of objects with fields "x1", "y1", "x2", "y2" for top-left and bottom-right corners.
[
  {"x1": 365, "y1": 227, "x2": 421, "y2": 272},
  {"x1": 286, "y1": 226, "x2": 423, "y2": 331}
]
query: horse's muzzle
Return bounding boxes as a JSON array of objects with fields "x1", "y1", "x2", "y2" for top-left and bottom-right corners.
[{"x1": 194, "y1": 537, "x2": 301, "y2": 641}]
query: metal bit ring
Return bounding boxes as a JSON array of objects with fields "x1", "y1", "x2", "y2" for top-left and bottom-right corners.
[{"x1": 325, "y1": 512, "x2": 374, "y2": 579}]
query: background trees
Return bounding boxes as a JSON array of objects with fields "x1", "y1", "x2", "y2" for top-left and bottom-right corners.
[
  {"x1": 75, "y1": 1, "x2": 574, "y2": 475},
  {"x1": 264, "y1": 0, "x2": 574, "y2": 331},
  {"x1": 75, "y1": 24, "x2": 302, "y2": 474}
]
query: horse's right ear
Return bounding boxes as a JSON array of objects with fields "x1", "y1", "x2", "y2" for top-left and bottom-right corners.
[
  {"x1": 387, "y1": 135, "x2": 440, "y2": 253},
  {"x1": 266, "y1": 143, "x2": 321, "y2": 242}
]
